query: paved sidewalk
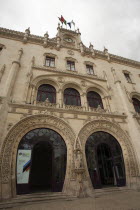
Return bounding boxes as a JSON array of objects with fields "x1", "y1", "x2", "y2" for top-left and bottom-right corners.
[{"x1": 12, "y1": 191, "x2": 140, "y2": 210}]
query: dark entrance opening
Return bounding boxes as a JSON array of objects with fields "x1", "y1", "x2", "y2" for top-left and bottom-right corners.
[
  {"x1": 97, "y1": 143, "x2": 114, "y2": 186},
  {"x1": 29, "y1": 141, "x2": 53, "y2": 192},
  {"x1": 85, "y1": 131, "x2": 126, "y2": 189},
  {"x1": 16, "y1": 128, "x2": 67, "y2": 195}
]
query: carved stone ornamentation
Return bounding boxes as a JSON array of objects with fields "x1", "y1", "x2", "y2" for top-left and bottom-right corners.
[
  {"x1": 0, "y1": 115, "x2": 76, "y2": 184},
  {"x1": 104, "y1": 46, "x2": 110, "y2": 62},
  {"x1": 81, "y1": 80, "x2": 86, "y2": 87},
  {"x1": 67, "y1": 50, "x2": 74, "y2": 55},
  {"x1": 64, "y1": 105, "x2": 83, "y2": 111},
  {"x1": 57, "y1": 77, "x2": 64, "y2": 83},
  {"x1": 23, "y1": 27, "x2": 30, "y2": 43},
  {"x1": 43, "y1": 31, "x2": 49, "y2": 48},
  {"x1": 78, "y1": 119, "x2": 139, "y2": 178}
]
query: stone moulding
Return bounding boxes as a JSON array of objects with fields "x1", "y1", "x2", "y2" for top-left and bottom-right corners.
[{"x1": 0, "y1": 27, "x2": 140, "y2": 68}]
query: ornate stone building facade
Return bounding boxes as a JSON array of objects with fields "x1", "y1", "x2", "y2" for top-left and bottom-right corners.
[{"x1": 0, "y1": 24, "x2": 140, "y2": 200}]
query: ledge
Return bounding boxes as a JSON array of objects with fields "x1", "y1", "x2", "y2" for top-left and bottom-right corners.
[{"x1": 9, "y1": 102, "x2": 127, "y2": 119}]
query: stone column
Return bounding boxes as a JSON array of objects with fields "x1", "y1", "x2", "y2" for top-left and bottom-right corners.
[
  {"x1": 3, "y1": 48, "x2": 23, "y2": 98},
  {"x1": 81, "y1": 93, "x2": 87, "y2": 111},
  {"x1": 103, "y1": 96, "x2": 111, "y2": 112},
  {"x1": 23, "y1": 57, "x2": 34, "y2": 103},
  {"x1": 30, "y1": 85, "x2": 36, "y2": 104},
  {"x1": 57, "y1": 89, "x2": 62, "y2": 108}
]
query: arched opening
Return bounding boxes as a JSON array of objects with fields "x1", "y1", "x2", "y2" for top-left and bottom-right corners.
[
  {"x1": 16, "y1": 128, "x2": 67, "y2": 194},
  {"x1": 87, "y1": 91, "x2": 103, "y2": 108},
  {"x1": 132, "y1": 97, "x2": 140, "y2": 113},
  {"x1": 85, "y1": 131, "x2": 126, "y2": 189},
  {"x1": 37, "y1": 84, "x2": 56, "y2": 103},
  {"x1": 64, "y1": 88, "x2": 81, "y2": 106}
]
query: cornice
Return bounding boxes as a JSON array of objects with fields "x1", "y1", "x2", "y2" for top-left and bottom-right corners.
[{"x1": 1, "y1": 27, "x2": 140, "y2": 69}]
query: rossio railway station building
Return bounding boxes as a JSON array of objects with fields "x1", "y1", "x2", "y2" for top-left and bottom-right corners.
[{"x1": 0, "y1": 24, "x2": 140, "y2": 200}]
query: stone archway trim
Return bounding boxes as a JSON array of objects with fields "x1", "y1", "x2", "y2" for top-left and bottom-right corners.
[
  {"x1": 0, "y1": 114, "x2": 76, "y2": 184},
  {"x1": 78, "y1": 119, "x2": 139, "y2": 178}
]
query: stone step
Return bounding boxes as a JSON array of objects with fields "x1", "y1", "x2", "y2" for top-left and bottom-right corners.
[
  {"x1": 94, "y1": 187, "x2": 132, "y2": 197},
  {"x1": 0, "y1": 193, "x2": 77, "y2": 209}
]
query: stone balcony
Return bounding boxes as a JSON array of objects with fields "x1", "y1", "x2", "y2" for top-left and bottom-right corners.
[
  {"x1": 32, "y1": 101, "x2": 126, "y2": 119},
  {"x1": 8, "y1": 100, "x2": 127, "y2": 123}
]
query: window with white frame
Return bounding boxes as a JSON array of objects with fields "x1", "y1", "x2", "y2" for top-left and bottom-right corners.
[
  {"x1": 86, "y1": 65, "x2": 94, "y2": 75},
  {"x1": 45, "y1": 56, "x2": 55, "y2": 67},
  {"x1": 67, "y1": 60, "x2": 75, "y2": 71}
]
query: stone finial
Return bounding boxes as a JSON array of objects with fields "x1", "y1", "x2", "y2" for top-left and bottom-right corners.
[
  {"x1": 89, "y1": 42, "x2": 95, "y2": 57},
  {"x1": 104, "y1": 46, "x2": 110, "y2": 62},
  {"x1": 58, "y1": 22, "x2": 60, "y2": 29},
  {"x1": 0, "y1": 64, "x2": 6, "y2": 82},
  {"x1": 76, "y1": 28, "x2": 80, "y2": 33},
  {"x1": 89, "y1": 42, "x2": 93, "y2": 49},
  {"x1": 25, "y1": 27, "x2": 30, "y2": 34},
  {"x1": 57, "y1": 23, "x2": 61, "y2": 37},
  {"x1": 104, "y1": 46, "x2": 108, "y2": 53},
  {"x1": 43, "y1": 31, "x2": 49, "y2": 48},
  {"x1": 23, "y1": 27, "x2": 30, "y2": 43}
]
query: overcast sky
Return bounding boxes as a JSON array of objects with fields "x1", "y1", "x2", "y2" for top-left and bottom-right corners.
[{"x1": 0, "y1": 0, "x2": 140, "y2": 61}]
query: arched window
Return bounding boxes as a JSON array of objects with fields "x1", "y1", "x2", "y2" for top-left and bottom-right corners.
[
  {"x1": 132, "y1": 98, "x2": 140, "y2": 113},
  {"x1": 64, "y1": 88, "x2": 81, "y2": 106},
  {"x1": 37, "y1": 84, "x2": 56, "y2": 103},
  {"x1": 87, "y1": 91, "x2": 103, "y2": 108}
]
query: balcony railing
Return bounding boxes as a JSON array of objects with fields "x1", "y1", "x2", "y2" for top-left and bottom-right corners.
[
  {"x1": 63, "y1": 104, "x2": 84, "y2": 111},
  {"x1": 33, "y1": 101, "x2": 125, "y2": 117},
  {"x1": 36, "y1": 101, "x2": 58, "y2": 108}
]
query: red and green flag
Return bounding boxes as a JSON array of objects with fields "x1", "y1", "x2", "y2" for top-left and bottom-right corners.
[{"x1": 58, "y1": 15, "x2": 67, "y2": 25}]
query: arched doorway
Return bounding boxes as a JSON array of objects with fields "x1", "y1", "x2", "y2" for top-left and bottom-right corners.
[
  {"x1": 85, "y1": 131, "x2": 126, "y2": 189},
  {"x1": 16, "y1": 128, "x2": 67, "y2": 195}
]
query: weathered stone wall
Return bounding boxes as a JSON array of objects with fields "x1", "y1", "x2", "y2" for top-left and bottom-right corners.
[{"x1": 0, "y1": 26, "x2": 140, "y2": 199}]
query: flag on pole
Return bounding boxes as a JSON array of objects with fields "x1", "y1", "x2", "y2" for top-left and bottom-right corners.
[
  {"x1": 71, "y1": 20, "x2": 75, "y2": 27},
  {"x1": 58, "y1": 15, "x2": 67, "y2": 25},
  {"x1": 67, "y1": 22, "x2": 71, "y2": 28}
]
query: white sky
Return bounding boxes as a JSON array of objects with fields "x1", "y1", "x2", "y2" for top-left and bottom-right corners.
[{"x1": 0, "y1": 0, "x2": 140, "y2": 61}]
